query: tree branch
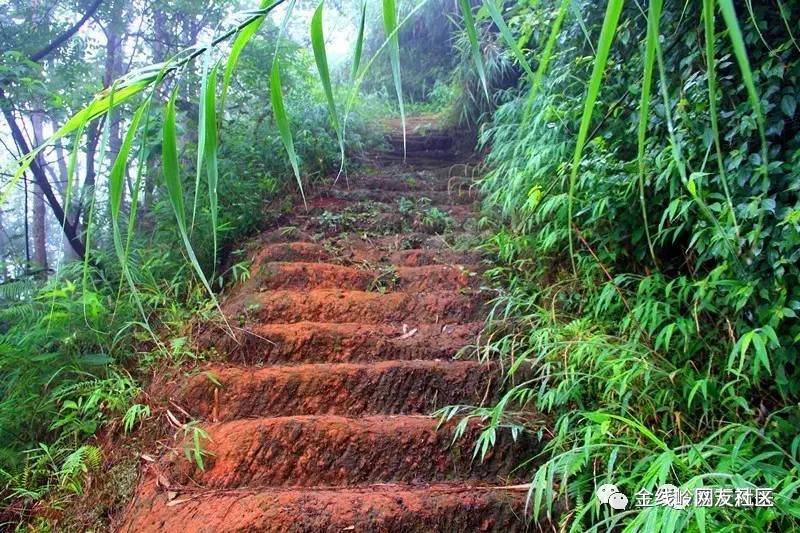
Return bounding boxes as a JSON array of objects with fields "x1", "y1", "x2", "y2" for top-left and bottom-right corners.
[
  {"x1": 0, "y1": 89, "x2": 86, "y2": 258},
  {"x1": 29, "y1": 0, "x2": 104, "y2": 63}
]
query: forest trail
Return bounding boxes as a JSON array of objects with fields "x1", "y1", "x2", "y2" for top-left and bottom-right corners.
[{"x1": 120, "y1": 119, "x2": 538, "y2": 532}]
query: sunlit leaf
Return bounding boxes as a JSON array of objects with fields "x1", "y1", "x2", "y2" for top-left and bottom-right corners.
[{"x1": 383, "y1": 0, "x2": 406, "y2": 158}]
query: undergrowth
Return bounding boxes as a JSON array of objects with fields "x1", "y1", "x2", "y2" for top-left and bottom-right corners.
[{"x1": 444, "y1": 0, "x2": 800, "y2": 531}]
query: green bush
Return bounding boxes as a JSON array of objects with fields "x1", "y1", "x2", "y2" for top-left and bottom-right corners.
[{"x1": 455, "y1": 0, "x2": 800, "y2": 530}]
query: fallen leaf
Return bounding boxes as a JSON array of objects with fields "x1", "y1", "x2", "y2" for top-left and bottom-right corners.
[{"x1": 396, "y1": 327, "x2": 418, "y2": 340}]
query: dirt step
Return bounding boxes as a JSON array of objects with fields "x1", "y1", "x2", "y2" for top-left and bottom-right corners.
[
  {"x1": 121, "y1": 481, "x2": 535, "y2": 532},
  {"x1": 251, "y1": 224, "x2": 482, "y2": 250},
  {"x1": 378, "y1": 152, "x2": 466, "y2": 167},
  {"x1": 197, "y1": 322, "x2": 482, "y2": 364},
  {"x1": 250, "y1": 242, "x2": 332, "y2": 265},
  {"x1": 225, "y1": 289, "x2": 487, "y2": 325},
  {"x1": 324, "y1": 188, "x2": 477, "y2": 206},
  {"x1": 303, "y1": 207, "x2": 476, "y2": 237},
  {"x1": 340, "y1": 174, "x2": 472, "y2": 192},
  {"x1": 246, "y1": 262, "x2": 475, "y2": 292},
  {"x1": 387, "y1": 133, "x2": 454, "y2": 151},
  {"x1": 248, "y1": 240, "x2": 483, "y2": 269},
  {"x1": 165, "y1": 416, "x2": 540, "y2": 488},
  {"x1": 178, "y1": 360, "x2": 498, "y2": 420}
]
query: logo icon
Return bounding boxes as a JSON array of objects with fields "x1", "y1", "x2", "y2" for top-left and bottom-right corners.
[{"x1": 597, "y1": 483, "x2": 629, "y2": 510}]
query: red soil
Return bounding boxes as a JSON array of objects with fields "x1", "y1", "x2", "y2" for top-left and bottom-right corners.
[
  {"x1": 177, "y1": 360, "x2": 497, "y2": 419},
  {"x1": 119, "y1": 129, "x2": 539, "y2": 531},
  {"x1": 196, "y1": 321, "x2": 484, "y2": 364}
]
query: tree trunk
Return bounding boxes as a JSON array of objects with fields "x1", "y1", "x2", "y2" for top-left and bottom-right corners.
[
  {"x1": 30, "y1": 111, "x2": 48, "y2": 273},
  {"x1": 0, "y1": 207, "x2": 8, "y2": 281},
  {"x1": 0, "y1": 89, "x2": 86, "y2": 259}
]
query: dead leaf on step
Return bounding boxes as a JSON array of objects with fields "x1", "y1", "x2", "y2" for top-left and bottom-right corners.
[
  {"x1": 396, "y1": 324, "x2": 418, "y2": 340},
  {"x1": 166, "y1": 498, "x2": 191, "y2": 507},
  {"x1": 140, "y1": 454, "x2": 155, "y2": 463},
  {"x1": 165, "y1": 409, "x2": 182, "y2": 429},
  {"x1": 341, "y1": 527, "x2": 355, "y2": 531},
  {"x1": 156, "y1": 473, "x2": 170, "y2": 490},
  {"x1": 167, "y1": 491, "x2": 178, "y2": 501}
]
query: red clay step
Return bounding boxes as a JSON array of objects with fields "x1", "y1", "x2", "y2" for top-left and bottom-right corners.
[
  {"x1": 246, "y1": 262, "x2": 474, "y2": 292},
  {"x1": 247, "y1": 239, "x2": 483, "y2": 268},
  {"x1": 197, "y1": 321, "x2": 482, "y2": 364},
  {"x1": 250, "y1": 242, "x2": 331, "y2": 265},
  {"x1": 224, "y1": 289, "x2": 486, "y2": 324},
  {"x1": 324, "y1": 188, "x2": 478, "y2": 205},
  {"x1": 164, "y1": 416, "x2": 538, "y2": 488},
  {"x1": 177, "y1": 360, "x2": 497, "y2": 420},
  {"x1": 120, "y1": 481, "x2": 534, "y2": 532},
  {"x1": 341, "y1": 174, "x2": 471, "y2": 192}
]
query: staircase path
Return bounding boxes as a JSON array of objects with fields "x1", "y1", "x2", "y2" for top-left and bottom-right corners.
[{"x1": 120, "y1": 122, "x2": 542, "y2": 532}]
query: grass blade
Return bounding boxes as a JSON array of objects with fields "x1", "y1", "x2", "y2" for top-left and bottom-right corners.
[
  {"x1": 162, "y1": 89, "x2": 221, "y2": 306},
  {"x1": 716, "y1": 0, "x2": 767, "y2": 173},
  {"x1": 205, "y1": 63, "x2": 220, "y2": 270},
  {"x1": 702, "y1": 0, "x2": 740, "y2": 237},
  {"x1": 383, "y1": 0, "x2": 406, "y2": 159},
  {"x1": 523, "y1": 0, "x2": 571, "y2": 121},
  {"x1": 110, "y1": 107, "x2": 145, "y2": 221},
  {"x1": 566, "y1": 0, "x2": 625, "y2": 273},
  {"x1": 192, "y1": 50, "x2": 211, "y2": 232},
  {"x1": 311, "y1": 0, "x2": 345, "y2": 171},
  {"x1": 351, "y1": 1, "x2": 367, "y2": 79},
  {"x1": 458, "y1": 0, "x2": 489, "y2": 101},
  {"x1": 483, "y1": 0, "x2": 535, "y2": 82},
  {"x1": 270, "y1": 59, "x2": 306, "y2": 208},
  {"x1": 221, "y1": 0, "x2": 281, "y2": 110},
  {"x1": 636, "y1": 0, "x2": 662, "y2": 265},
  {"x1": 343, "y1": 0, "x2": 431, "y2": 126}
]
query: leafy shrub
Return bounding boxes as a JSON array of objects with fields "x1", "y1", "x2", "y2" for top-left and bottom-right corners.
[{"x1": 454, "y1": 0, "x2": 800, "y2": 530}]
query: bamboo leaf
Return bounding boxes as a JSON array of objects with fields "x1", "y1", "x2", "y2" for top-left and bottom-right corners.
[
  {"x1": 205, "y1": 63, "x2": 220, "y2": 269},
  {"x1": 270, "y1": 59, "x2": 306, "y2": 208},
  {"x1": 343, "y1": 0, "x2": 430, "y2": 128},
  {"x1": 221, "y1": 0, "x2": 281, "y2": 109},
  {"x1": 110, "y1": 106, "x2": 146, "y2": 220},
  {"x1": 192, "y1": 50, "x2": 211, "y2": 231},
  {"x1": 162, "y1": 89, "x2": 220, "y2": 305},
  {"x1": 351, "y1": 0, "x2": 367, "y2": 79},
  {"x1": 523, "y1": 0, "x2": 571, "y2": 121},
  {"x1": 532, "y1": 0, "x2": 570, "y2": 94},
  {"x1": 163, "y1": 91, "x2": 186, "y2": 226},
  {"x1": 0, "y1": 80, "x2": 151, "y2": 206},
  {"x1": 458, "y1": 0, "x2": 489, "y2": 101},
  {"x1": 702, "y1": 0, "x2": 740, "y2": 237},
  {"x1": 636, "y1": 0, "x2": 662, "y2": 265},
  {"x1": 566, "y1": 0, "x2": 625, "y2": 273},
  {"x1": 311, "y1": 0, "x2": 345, "y2": 168},
  {"x1": 717, "y1": 0, "x2": 767, "y2": 170},
  {"x1": 483, "y1": 0, "x2": 535, "y2": 82},
  {"x1": 383, "y1": 0, "x2": 406, "y2": 158}
]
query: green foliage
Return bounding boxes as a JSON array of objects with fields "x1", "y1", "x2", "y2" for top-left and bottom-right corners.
[
  {"x1": 0, "y1": 246, "x2": 217, "y2": 515},
  {"x1": 181, "y1": 421, "x2": 212, "y2": 472},
  {"x1": 452, "y1": 0, "x2": 800, "y2": 530}
]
